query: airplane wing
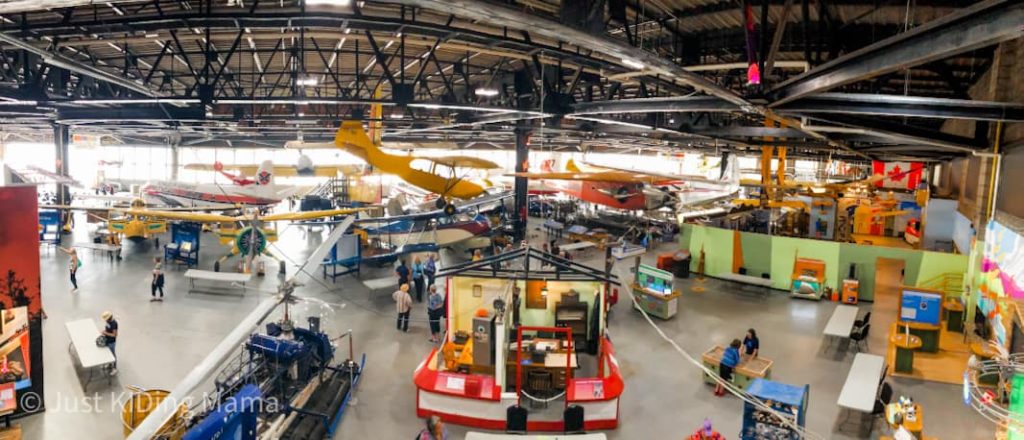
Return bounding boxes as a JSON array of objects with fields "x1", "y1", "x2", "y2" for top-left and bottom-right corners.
[
  {"x1": 426, "y1": 156, "x2": 500, "y2": 169},
  {"x1": 260, "y1": 207, "x2": 373, "y2": 222},
  {"x1": 123, "y1": 209, "x2": 238, "y2": 223},
  {"x1": 505, "y1": 171, "x2": 666, "y2": 184},
  {"x1": 40, "y1": 204, "x2": 114, "y2": 212},
  {"x1": 186, "y1": 163, "x2": 355, "y2": 177},
  {"x1": 357, "y1": 190, "x2": 514, "y2": 223},
  {"x1": 579, "y1": 161, "x2": 722, "y2": 185}
]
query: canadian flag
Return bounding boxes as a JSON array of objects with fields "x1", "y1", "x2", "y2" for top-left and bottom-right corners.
[{"x1": 872, "y1": 161, "x2": 924, "y2": 189}]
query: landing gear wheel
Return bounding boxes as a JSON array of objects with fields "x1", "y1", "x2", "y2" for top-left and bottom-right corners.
[
  {"x1": 434, "y1": 198, "x2": 447, "y2": 209},
  {"x1": 443, "y1": 203, "x2": 457, "y2": 216},
  {"x1": 213, "y1": 261, "x2": 221, "y2": 272}
]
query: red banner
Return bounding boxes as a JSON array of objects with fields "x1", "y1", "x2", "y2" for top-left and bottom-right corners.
[{"x1": 872, "y1": 161, "x2": 924, "y2": 190}]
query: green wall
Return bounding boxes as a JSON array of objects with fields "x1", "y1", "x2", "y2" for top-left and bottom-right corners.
[
  {"x1": 769, "y1": 236, "x2": 842, "y2": 291},
  {"x1": 837, "y1": 243, "x2": 922, "y2": 302},
  {"x1": 687, "y1": 225, "x2": 734, "y2": 277},
  {"x1": 739, "y1": 231, "x2": 772, "y2": 278},
  {"x1": 677, "y1": 225, "x2": 969, "y2": 302}
]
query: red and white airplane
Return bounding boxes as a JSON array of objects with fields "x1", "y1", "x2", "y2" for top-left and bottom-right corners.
[{"x1": 142, "y1": 160, "x2": 299, "y2": 207}]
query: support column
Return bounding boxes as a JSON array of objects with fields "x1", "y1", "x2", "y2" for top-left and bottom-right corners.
[
  {"x1": 53, "y1": 123, "x2": 70, "y2": 204},
  {"x1": 170, "y1": 142, "x2": 180, "y2": 181},
  {"x1": 513, "y1": 122, "x2": 531, "y2": 241}
]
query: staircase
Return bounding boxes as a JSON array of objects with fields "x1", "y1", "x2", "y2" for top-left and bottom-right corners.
[
  {"x1": 309, "y1": 177, "x2": 350, "y2": 204},
  {"x1": 918, "y1": 272, "x2": 964, "y2": 300}
]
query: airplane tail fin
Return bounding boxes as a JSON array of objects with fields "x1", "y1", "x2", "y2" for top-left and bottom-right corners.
[
  {"x1": 565, "y1": 158, "x2": 581, "y2": 173},
  {"x1": 255, "y1": 160, "x2": 275, "y2": 186},
  {"x1": 719, "y1": 152, "x2": 738, "y2": 183},
  {"x1": 334, "y1": 121, "x2": 375, "y2": 162}
]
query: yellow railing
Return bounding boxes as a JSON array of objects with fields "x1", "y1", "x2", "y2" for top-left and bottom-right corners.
[{"x1": 918, "y1": 272, "x2": 964, "y2": 299}]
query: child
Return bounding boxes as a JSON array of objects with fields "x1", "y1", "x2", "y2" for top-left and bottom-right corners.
[
  {"x1": 151, "y1": 257, "x2": 165, "y2": 301},
  {"x1": 59, "y1": 247, "x2": 80, "y2": 292},
  {"x1": 715, "y1": 339, "x2": 741, "y2": 397}
]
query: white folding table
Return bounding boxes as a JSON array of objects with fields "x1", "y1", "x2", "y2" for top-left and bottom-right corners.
[
  {"x1": 837, "y1": 353, "x2": 886, "y2": 434},
  {"x1": 65, "y1": 319, "x2": 116, "y2": 390},
  {"x1": 73, "y1": 242, "x2": 122, "y2": 261},
  {"x1": 823, "y1": 305, "x2": 860, "y2": 348},
  {"x1": 183, "y1": 269, "x2": 252, "y2": 295}
]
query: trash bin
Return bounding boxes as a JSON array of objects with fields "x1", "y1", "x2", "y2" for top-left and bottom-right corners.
[{"x1": 672, "y1": 250, "x2": 691, "y2": 278}]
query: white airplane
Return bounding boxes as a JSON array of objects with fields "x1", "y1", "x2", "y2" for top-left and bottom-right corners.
[{"x1": 142, "y1": 160, "x2": 300, "y2": 207}]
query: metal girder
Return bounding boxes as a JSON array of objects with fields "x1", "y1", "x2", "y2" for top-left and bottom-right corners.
[
  {"x1": 0, "y1": 32, "x2": 167, "y2": 98},
  {"x1": 375, "y1": 0, "x2": 753, "y2": 110},
  {"x1": 770, "y1": 0, "x2": 1024, "y2": 105},
  {"x1": 56, "y1": 106, "x2": 205, "y2": 122},
  {"x1": 802, "y1": 114, "x2": 986, "y2": 153},
  {"x1": 776, "y1": 93, "x2": 1024, "y2": 122},
  {"x1": 571, "y1": 96, "x2": 740, "y2": 115},
  {"x1": 690, "y1": 126, "x2": 810, "y2": 139}
]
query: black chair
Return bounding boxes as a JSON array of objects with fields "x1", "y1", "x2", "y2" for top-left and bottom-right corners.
[
  {"x1": 527, "y1": 370, "x2": 554, "y2": 409},
  {"x1": 854, "y1": 311, "x2": 872, "y2": 329},
  {"x1": 506, "y1": 405, "x2": 528, "y2": 433},
  {"x1": 870, "y1": 383, "x2": 894, "y2": 430},
  {"x1": 564, "y1": 405, "x2": 585, "y2": 434},
  {"x1": 850, "y1": 324, "x2": 870, "y2": 352}
]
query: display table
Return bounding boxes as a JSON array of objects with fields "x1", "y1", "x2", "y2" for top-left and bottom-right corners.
[
  {"x1": 889, "y1": 329, "x2": 922, "y2": 374},
  {"x1": 898, "y1": 320, "x2": 940, "y2": 353},
  {"x1": 945, "y1": 298, "x2": 965, "y2": 333},
  {"x1": 701, "y1": 345, "x2": 772, "y2": 390},
  {"x1": 65, "y1": 319, "x2": 117, "y2": 391},
  {"x1": 631, "y1": 283, "x2": 680, "y2": 320},
  {"x1": 885, "y1": 403, "x2": 924, "y2": 438}
]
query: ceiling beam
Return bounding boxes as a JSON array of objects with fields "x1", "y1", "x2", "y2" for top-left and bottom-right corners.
[
  {"x1": 775, "y1": 93, "x2": 1024, "y2": 122},
  {"x1": 571, "y1": 96, "x2": 740, "y2": 115},
  {"x1": 374, "y1": 0, "x2": 754, "y2": 110},
  {"x1": 770, "y1": 0, "x2": 1024, "y2": 105}
]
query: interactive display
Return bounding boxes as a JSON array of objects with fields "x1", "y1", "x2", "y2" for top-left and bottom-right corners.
[
  {"x1": 899, "y1": 289, "x2": 942, "y2": 326},
  {"x1": 637, "y1": 264, "x2": 673, "y2": 294}
]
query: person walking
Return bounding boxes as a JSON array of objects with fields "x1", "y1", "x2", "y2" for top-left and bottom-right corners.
[
  {"x1": 151, "y1": 257, "x2": 165, "y2": 301},
  {"x1": 714, "y1": 339, "x2": 742, "y2": 397},
  {"x1": 427, "y1": 285, "x2": 444, "y2": 343},
  {"x1": 393, "y1": 284, "x2": 412, "y2": 332},
  {"x1": 101, "y1": 311, "x2": 119, "y2": 375},
  {"x1": 417, "y1": 415, "x2": 449, "y2": 440},
  {"x1": 59, "y1": 247, "x2": 80, "y2": 292},
  {"x1": 424, "y1": 254, "x2": 437, "y2": 288},
  {"x1": 396, "y1": 259, "x2": 410, "y2": 289},
  {"x1": 412, "y1": 256, "x2": 425, "y2": 302}
]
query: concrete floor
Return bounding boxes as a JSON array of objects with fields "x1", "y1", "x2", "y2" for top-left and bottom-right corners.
[{"x1": 20, "y1": 219, "x2": 992, "y2": 439}]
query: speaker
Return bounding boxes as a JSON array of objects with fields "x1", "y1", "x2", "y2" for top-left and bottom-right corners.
[
  {"x1": 506, "y1": 405, "x2": 528, "y2": 433},
  {"x1": 564, "y1": 404, "x2": 585, "y2": 433}
]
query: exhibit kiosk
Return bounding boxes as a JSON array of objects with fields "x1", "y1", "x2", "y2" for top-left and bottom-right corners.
[
  {"x1": 631, "y1": 264, "x2": 680, "y2": 320},
  {"x1": 413, "y1": 247, "x2": 625, "y2": 432},
  {"x1": 790, "y1": 258, "x2": 826, "y2": 300},
  {"x1": 740, "y1": 379, "x2": 808, "y2": 440}
]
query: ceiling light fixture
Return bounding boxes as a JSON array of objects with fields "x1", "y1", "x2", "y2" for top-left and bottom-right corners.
[
  {"x1": 475, "y1": 87, "x2": 499, "y2": 97},
  {"x1": 304, "y1": 0, "x2": 352, "y2": 6},
  {"x1": 296, "y1": 77, "x2": 318, "y2": 86},
  {"x1": 621, "y1": 58, "x2": 645, "y2": 70}
]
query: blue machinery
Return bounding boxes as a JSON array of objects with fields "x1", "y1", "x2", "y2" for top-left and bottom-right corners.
[
  {"x1": 164, "y1": 222, "x2": 201, "y2": 268},
  {"x1": 180, "y1": 315, "x2": 365, "y2": 440}
]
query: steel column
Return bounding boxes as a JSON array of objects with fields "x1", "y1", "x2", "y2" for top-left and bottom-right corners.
[
  {"x1": 513, "y1": 122, "x2": 530, "y2": 241},
  {"x1": 53, "y1": 123, "x2": 69, "y2": 204}
]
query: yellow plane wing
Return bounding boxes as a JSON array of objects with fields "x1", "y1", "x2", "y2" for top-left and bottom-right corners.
[
  {"x1": 259, "y1": 207, "x2": 371, "y2": 222},
  {"x1": 425, "y1": 156, "x2": 500, "y2": 170},
  {"x1": 124, "y1": 209, "x2": 238, "y2": 223},
  {"x1": 505, "y1": 171, "x2": 665, "y2": 184}
]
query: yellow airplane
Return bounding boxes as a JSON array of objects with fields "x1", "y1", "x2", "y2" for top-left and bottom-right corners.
[
  {"x1": 42, "y1": 198, "x2": 194, "y2": 243},
  {"x1": 327, "y1": 120, "x2": 500, "y2": 213},
  {"x1": 122, "y1": 206, "x2": 370, "y2": 271}
]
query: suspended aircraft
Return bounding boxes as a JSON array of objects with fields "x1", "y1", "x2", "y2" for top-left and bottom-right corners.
[
  {"x1": 118, "y1": 206, "x2": 372, "y2": 271},
  {"x1": 509, "y1": 154, "x2": 741, "y2": 212},
  {"x1": 319, "y1": 120, "x2": 500, "y2": 214},
  {"x1": 142, "y1": 160, "x2": 299, "y2": 207}
]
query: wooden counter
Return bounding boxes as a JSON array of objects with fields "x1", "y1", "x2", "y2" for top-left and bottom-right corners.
[
  {"x1": 891, "y1": 333, "x2": 922, "y2": 349},
  {"x1": 885, "y1": 403, "x2": 924, "y2": 438},
  {"x1": 701, "y1": 345, "x2": 773, "y2": 389},
  {"x1": 897, "y1": 320, "x2": 940, "y2": 353}
]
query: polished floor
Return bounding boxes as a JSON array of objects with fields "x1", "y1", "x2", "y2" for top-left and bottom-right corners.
[{"x1": 20, "y1": 220, "x2": 992, "y2": 439}]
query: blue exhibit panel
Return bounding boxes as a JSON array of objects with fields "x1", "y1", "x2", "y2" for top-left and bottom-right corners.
[{"x1": 900, "y1": 290, "x2": 942, "y2": 326}]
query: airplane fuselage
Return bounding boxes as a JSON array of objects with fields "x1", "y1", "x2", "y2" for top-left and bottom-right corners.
[
  {"x1": 540, "y1": 180, "x2": 664, "y2": 211},
  {"x1": 142, "y1": 181, "x2": 289, "y2": 207}
]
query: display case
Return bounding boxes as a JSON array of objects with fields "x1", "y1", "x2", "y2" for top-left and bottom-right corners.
[{"x1": 740, "y1": 379, "x2": 809, "y2": 440}]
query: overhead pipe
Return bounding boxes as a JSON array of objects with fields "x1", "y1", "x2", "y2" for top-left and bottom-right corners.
[{"x1": 0, "y1": 0, "x2": 141, "y2": 14}]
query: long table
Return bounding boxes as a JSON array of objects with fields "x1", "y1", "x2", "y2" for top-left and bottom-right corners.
[
  {"x1": 183, "y1": 269, "x2": 252, "y2": 295},
  {"x1": 837, "y1": 353, "x2": 886, "y2": 435},
  {"x1": 823, "y1": 305, "x2": 860, "y2": 348},
  {"x1": 701, "y1": 345, "x2": 773, "y2": 390},
  {"x1": 65, "y1": 319, "x2": 116, "y2": 390}
]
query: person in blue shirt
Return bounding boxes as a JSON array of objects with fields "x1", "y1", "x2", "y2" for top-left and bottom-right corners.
[
  {"x1": 743, "y1": 328, "x2": 760, "y2": 358},
  {"x1": 715, "y1": 339, "x2": 742, "y2": 396},
  {"x1": 412, "y1": 256, "x2": 425, "y2": 302},
  {"x1": 427, "y1": 285, "x2": 445, "y2": 343},
  {"x1": 396, "y1": 259, "x2": 410, "y2": 289}
]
